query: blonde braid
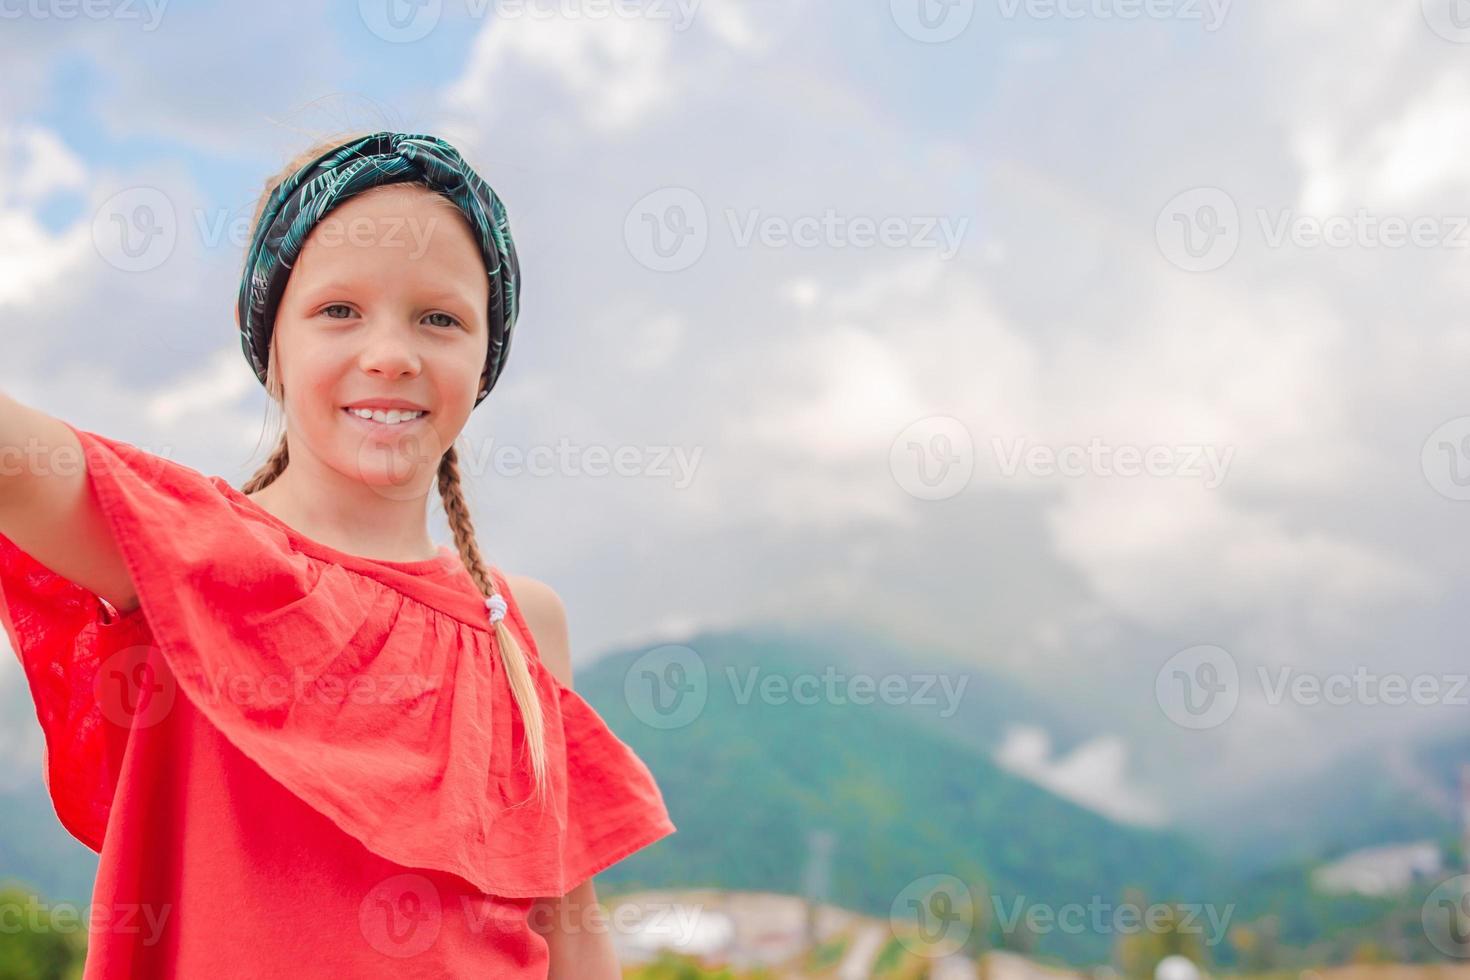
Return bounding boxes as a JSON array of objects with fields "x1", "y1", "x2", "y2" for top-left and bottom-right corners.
[
  {"x1": 439, "y1": 442, "x2": 549, "y2": 810},
  {"x1": 242, "y1": 433, "x2": 290, "y2": 494},
  {"x1": 243, "y1": 341, "x2": 291, "y2": 493}
]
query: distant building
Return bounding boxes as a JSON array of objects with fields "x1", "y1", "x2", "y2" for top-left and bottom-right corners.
[
  {"x1": 1302, "y1": 964, "x2": 1470, "y2": 980},
  {"x1": 1311, "y1": 841, "x2": 1443, "y2": 897},
  {"x1": 979, "y1": 949, "x2": 1089, "y2": 980},
  {"x1": 607, "y1": 888, "x2": 1089, "y2": 979}
]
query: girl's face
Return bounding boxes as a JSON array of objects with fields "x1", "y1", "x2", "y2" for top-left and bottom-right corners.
[{"x1": 270, "y1": 185, "x2": 491, "y2": 494}]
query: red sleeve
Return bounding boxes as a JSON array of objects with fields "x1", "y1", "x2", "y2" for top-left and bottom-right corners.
[{"x1": 0, "y1": 524, "x2": 150, "y2": 851}]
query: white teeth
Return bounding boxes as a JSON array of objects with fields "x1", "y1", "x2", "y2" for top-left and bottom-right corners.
[{"x1": 347, "y1": 408, "x2": 426, "y2": 424}]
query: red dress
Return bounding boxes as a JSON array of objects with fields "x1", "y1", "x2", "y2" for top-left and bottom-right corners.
[{"x1": 0, "y1": 422, "x2": 677, "y2": 977}]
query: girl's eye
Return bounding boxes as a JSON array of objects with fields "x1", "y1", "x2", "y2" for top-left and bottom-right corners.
[
  {"x1": 425, "y1": 312, "x2": 460, "y2": 329},
  {"x1": 323, "y1": 304, "x2": 355, "y2": 319}
]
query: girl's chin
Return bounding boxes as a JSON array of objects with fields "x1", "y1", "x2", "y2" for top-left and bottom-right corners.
[{"x1": 335, "y1": 411, "x2": 445, "y2": 488}]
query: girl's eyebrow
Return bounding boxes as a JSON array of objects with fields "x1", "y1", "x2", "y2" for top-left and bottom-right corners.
[
  {"x1": 300, "y1": 281, "x2": 479, "y2": 312},
  {"x1": 300, "y1": 279, "x2": 377, "y2": 298},
  {"x1": 416, "y1": 286, "x2": 480, "y2": 311}
]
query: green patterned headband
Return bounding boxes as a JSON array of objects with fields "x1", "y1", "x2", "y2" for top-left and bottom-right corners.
[{"x1": 238, "y1": 131, "x2": 521, "y2": 408}]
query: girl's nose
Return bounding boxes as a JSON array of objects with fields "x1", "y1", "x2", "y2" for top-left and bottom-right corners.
[{"x1": 357, "y1": 324, "x2": 422, "y2": 378}]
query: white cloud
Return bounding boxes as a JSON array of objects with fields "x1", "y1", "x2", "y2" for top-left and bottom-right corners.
[
  {"x1": 614, "y1": 311, "x2": 685, "y2": 374},
  {"x1": 994, "y1": 724, "x2": 1168, "y2": 827},
  {"x1": 445, "y1": 15, "x2": 680, "y2": 137},
  {"x1": 442, "y1": 0, "x2": 813, "y2": 147},
  {"x1": 734, "y1": 321, "x2": 925, "y2": 464},
  {"x1": 146, "y1": 345, "x2": 259, "y2": 428},
  {"x1": 6, "y1": 126, "x2": 87, "y2": 202},
  {"x1": 0, "y1": 125, "x2": 92, "y2": 308},
  {"x1": 1297, "y1": 68, "x2": 1470, "y2": 213},
  {"x1": 1045, "y1": 478, "x2": 1435, "y2": 635}
]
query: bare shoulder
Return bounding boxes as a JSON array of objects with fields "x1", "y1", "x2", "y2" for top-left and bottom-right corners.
[{"x1": 503, "y1": 573, "x2": 572, "y2": 687}]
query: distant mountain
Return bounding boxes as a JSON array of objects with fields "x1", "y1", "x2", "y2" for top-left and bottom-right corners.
[
  {"x1": 1178, "y1": 731, "x2": 1470, "y2": 873},
  {"x1": 575, "y1": 626, "x2": 1229, "y2": 964}
]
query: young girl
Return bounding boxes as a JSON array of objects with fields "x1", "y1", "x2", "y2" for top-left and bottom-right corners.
[{"x1": 0, "y1": 131, "x2": 676, "y2": 977}]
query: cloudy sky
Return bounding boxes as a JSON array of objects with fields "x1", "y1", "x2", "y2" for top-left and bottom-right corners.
[{"x1": 1, "y1": 0, "x2": 1467, "y2": 826}]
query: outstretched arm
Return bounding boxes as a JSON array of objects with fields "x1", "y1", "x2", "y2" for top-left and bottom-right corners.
[
  {"x1": 512, "y1": 575, "x2": 624, "y2": 980},
  {"x1": 0, "y1": 391, "x2": 138, "y2": 612}
]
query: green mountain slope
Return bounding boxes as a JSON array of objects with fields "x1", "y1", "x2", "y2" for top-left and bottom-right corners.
[{"x1": 575, "y1": 627, "x2": 1228, "y2": 964}]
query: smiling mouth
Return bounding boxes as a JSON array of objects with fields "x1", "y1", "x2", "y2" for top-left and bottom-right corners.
[{"x1": 342, "y1": 407, "x2": 430, "y2": 426}]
